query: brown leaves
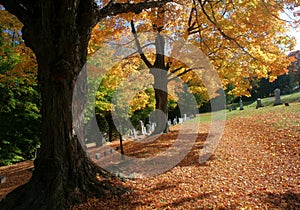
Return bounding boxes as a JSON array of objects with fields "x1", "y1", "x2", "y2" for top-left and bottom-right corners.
[
  {"x1": 70, "y1": 103, "x2": 300, "y2": 209},
  {"x1": 1, "y1": 104, "x2": 300, "y2": 209}
]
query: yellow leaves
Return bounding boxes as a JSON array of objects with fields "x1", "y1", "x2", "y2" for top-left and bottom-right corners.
[
  {"x1": 0, "y1": 9, "x2": 23, "y2": 31},
  {"x1": 130, "y1": 90, "x2": 152, "y2": 112},
  {"x1": 0, "y1": 40, "x2": 37, "y2": 86},
  {"x1": 185, "y1": 0, "x2": 298, "y2": 97},
  {"x1": 88, "y1": 0, "x2": 299, "y2": 101}
]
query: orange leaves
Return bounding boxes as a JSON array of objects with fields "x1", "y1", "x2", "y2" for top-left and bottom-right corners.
[
  {"x1": 188, "y1": 0, "x2": 298, "y2": 97},
  {"x1": 70, "y1": 103, "x2": 300, "y2": 209},
  {"x1": 0, "y1": 9, "x2": 22, "y2": 35},
  {"x1": 2, "y1": 104, "x2": 300, "y2": 209},
  {"x1": 0, "y1": 9, "x2": 37, "y2": 86}
]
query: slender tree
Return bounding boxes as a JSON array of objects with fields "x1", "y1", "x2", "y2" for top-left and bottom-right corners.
[{"x1": 0, "y1": 1, "x2": 171, "y2": 209}]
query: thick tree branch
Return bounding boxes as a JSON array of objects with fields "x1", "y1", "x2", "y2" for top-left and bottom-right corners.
[
  {"x1": 98, "y1": 0, "x2": 172, "y2": 20},
  {"x1": 0, "y1": 0, "x2": 32, "y2": 25},
  {"x1": 77, "y1": 1, "x2": 99, "y2": 45},
  {"x1": 130, "y1": 20, "x2": 154, "y2": 69}
]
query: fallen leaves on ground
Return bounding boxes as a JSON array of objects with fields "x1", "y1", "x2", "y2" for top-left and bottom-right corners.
[{"x1": 1, "y1": 103, "x2": 300, "y2": 209}]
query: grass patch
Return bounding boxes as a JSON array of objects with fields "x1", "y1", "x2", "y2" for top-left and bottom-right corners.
[
  {"x1": 188, "y1": 113, "x2": 212, "y2": 123},
  {"x1": 193, "y1": 92, "x2": 300, "y2": 122},
  {"x1": 247, "y1": 91, "x2": 300, "y2": 108}
]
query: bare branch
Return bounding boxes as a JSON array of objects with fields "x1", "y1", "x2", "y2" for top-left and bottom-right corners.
[
  {"x1": 130, "y1": 20, "x2": 153, "y2": 69},
  {"x1": 168, "y1": 66, "x2": 185, "y2": 77},
  {"x1": 168, "y1": 67, "x2": 204, "y2": 82},
  {"x1": 124, "y1": 42, "x2": 156, "y2": 60},
  {"x1": 98, "y1": 0, "x2": 172, "y2": 20}
]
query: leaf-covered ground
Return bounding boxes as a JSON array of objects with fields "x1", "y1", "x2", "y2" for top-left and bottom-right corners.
[{"x1": 1, "y1": 103, "x2": 300, "y2": 209}]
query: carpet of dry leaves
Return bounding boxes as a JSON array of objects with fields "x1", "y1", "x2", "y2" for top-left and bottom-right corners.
[{"x1": 1, "y1": 103, "x2": 300, "y2": 209}]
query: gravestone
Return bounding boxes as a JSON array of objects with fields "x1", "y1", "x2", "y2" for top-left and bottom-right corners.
[
  {"x1": 184, "y1": 114, "x2": 187, "y2": 121},
  {"x1": 138, "y1": 120, "x2": 145, "y2": 135},
  {"x1": 133, "y1": 129, "x2": 137, "y2": 139},
  {"x1": 239, "y1": 98, "x2": 244, "y2": 110},
  {"x1": 173, "y1": 118, "x2": 177, "y2": 125},
  {"x1": 273, "y1": 88, "x2": 282, "y2": 106},
  {"x1": 128, "y1": 129, "x2": 133, "y2": 138},
  {"x1": 168, "y1": 120, "x2": 171, "y2": 126},
  {"x1": 142, "y1": 125, "x2": 147, "y2": 135},
  {"x1": 110, "y1": 148, "x2": 115, "y2": 153},
  {"x1": 95, "y1": 153, "x2": 101, "y2": 160},
  {"x1": 151, "y1": 123, "x2": 156, "y2": 131},
  {"x1": 146, "y1": 124, "x2": 152, "y2": 134},
  {"x1": 256, "y1": 98, "x2": 263, "y2": 109},
  {"x1": 178, "y1": 118, "x2": 183, "y2": 124},
  {"x1": 0, "y1": 176, "x2": 7, "y2": 184}
]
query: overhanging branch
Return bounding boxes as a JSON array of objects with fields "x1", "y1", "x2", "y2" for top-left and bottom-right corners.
[
  {"x1": 194, "y1": 0, "x2": 258, "y2": 60},
  {"x1": 168, "y1": 67, "x2": 204, "y2": 82},
  {"x1": 98, "y1": 0, "x2": 172, "y2": 20},
  {"x1": 124, "y1": 42, "x2": 156, "y2": 60},
  {"x1": 0, "y1": 0, "x2": 32, "y2": 25}
]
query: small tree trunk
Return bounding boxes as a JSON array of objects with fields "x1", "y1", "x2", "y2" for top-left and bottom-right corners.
[
  {"x1": 151, "y1": 33, "x2": 169, "y2": 134},
  {"x1": 105, "y1": 112, "x2": 117, "y2": 142},
  {"x1": 119, "y1": 133, "x2": 125, "y2": 160}
]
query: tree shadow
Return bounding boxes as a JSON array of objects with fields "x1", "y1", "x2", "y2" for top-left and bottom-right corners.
[
  {"x1": 147, "y1": 180, "x2": 178, "y2": 192},
  {"x1": 103, "y1": 190, "x2": 213, "y2": 210},
  {"x1": 159, "y1": 193, "x2": 212, "y2": 208},
  {"x1": 123, "y1": 131, "x2": 212, "y2": 168},
  {"x1": 255, "y1": 191, "x2": 300, "y2": 209},
  {"x1": 177, "y1": 132, "x2": 218, "y2": 167},
  {"x1": 88, "y1": 130, "x2": 216, "y2": 172}
]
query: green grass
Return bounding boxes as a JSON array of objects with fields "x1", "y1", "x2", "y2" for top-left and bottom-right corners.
[
  {"x1": 192, "y1": 92, "x2": 300, "y2": 122},
  {"x1": 188, "y1": 113, "x2": 212, "y2": 123},
  {"x1": 247, "y1": 91, "x2": 300, "y2": 108}
]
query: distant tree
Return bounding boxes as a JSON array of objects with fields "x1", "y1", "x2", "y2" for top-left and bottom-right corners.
[
  {"x1": 249, "y1": 51, "x2": 300, "y2": 98},
  {"x1": 0, "y1": 9, "x2": 40, "y2": 166},
  {"x1": 288, "y1": 50, "x2": 300, "y2": 87}
]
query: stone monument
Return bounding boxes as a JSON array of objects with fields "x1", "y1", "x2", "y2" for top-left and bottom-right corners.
[{"x1": 273, "y1": 88, "x2": 282, "y2": 106}]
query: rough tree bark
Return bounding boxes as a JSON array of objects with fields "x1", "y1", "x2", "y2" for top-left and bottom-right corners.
[{"x1": 0, "y1": 1, "x2": 171, "y2": 209}]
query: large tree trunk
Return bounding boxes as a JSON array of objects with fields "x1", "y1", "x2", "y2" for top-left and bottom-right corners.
[
  {"x1": 0, "y1": 1, "x2": 172, "y2": 209},
  {"x1": 0, "y1": 2, "x2": 119, "y2": 210}
]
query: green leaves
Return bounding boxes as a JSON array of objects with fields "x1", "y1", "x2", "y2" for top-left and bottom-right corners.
[{"x1": 0, "y1": 11, "x2": 40, "y2": 166}]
